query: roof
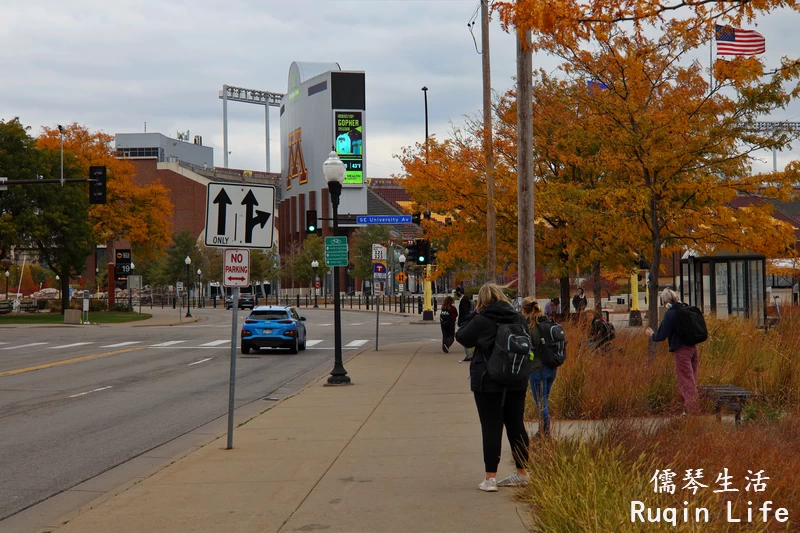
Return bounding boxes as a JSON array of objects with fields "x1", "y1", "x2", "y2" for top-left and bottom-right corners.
[{"x1": 252, "y1": 305, "x2": 293, "y2": 311}]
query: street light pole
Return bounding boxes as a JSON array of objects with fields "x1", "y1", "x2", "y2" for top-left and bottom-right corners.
[
  {"x1": 58, "y1": 125, "x2": 64, "y2": 187},
  {"x1": 399, "y1": 255, "x2": 406, "y2": 313},
  {"x1": 311, "y1": 260, "x2": 319, "y2": 308},
  {"x1": 197, "y1": 269, "x2": 202, "y2": 308},
  {"x1": 323, "y1": 151, "x2": 351, "y2": 385},
  {"x1": 421, "y1": 86, "x2": 429, "y2": 163},
  {"x1": 4, "y1": 271, "x2": 8, "y2": 299},
  {"x1": 185, "y1": 256, "x2": 192, "y2": 318}
]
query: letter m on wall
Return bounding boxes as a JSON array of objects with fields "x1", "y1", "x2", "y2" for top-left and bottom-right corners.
[{"x1": 287, "y1": 128, "x2": 308, "y2": 190}]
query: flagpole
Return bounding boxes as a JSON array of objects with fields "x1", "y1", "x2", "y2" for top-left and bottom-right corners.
[{"x1": 709, "y1": 29, "x2": 714, "y2": 94}]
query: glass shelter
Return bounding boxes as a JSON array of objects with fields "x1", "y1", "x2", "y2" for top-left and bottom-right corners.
[{"x1": 679, "y1": 252, "x2": 767, "y2": 325}]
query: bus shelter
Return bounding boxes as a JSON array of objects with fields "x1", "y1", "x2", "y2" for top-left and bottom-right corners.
[{"x1": 680, "y1": 252, "x2": 767, "y2": 325}]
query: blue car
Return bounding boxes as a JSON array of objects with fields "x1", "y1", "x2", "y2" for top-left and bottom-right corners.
[{"x1": 241, "y1": 306, "x2": 307, "y2": 354}]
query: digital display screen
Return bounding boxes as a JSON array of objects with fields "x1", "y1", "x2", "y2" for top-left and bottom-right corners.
[{"x1": 334, "y1": 111, "x2": 364, "y2": 185}]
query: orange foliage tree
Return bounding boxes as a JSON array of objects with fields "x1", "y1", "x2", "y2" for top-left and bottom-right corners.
[{"x1": 37, "y1": 124, "x2": 173, "y2": 261}]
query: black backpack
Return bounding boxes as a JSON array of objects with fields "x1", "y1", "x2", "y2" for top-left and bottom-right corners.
[
  {"x1": 537, "y1": 319, "x2": 567, "y2": 368},
  {"x1": 673, "y1": 303, "x2": 708, "y2": 345},
  {"x1": 486, "y1": 323, "x2": 533, "y2": 386},
  {"x1": 440, "y1": 309, "x2": 452, "y2": 328}
]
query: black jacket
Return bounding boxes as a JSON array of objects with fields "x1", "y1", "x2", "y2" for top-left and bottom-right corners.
[
  {"x1": 457, "y1": 296, "x2": 473, "y2": 327},
  {"x1": 455, "y1": 300, "x2": 528, "y2": 393}
]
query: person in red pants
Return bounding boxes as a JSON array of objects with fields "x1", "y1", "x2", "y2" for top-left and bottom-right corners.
[{"x1": 645, "y1": 288, "x2": 700, "y2": 415}]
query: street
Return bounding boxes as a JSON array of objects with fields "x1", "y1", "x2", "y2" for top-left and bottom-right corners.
[{"x1": 0, "y1": 307, "x2": 435, "y2": 522}]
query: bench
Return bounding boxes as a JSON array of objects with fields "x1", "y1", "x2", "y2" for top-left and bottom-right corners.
[
  {"x1": 19, "y1": 300, "x2": 38, "y2": 313},
  {"x1": 0, "y1": 301, "x2": 11, "y2": 314},
  {"x1": 698, "y1": 385, "x2": 760, "y2": 424}
]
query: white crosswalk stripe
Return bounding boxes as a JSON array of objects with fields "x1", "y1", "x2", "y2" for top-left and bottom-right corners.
[
  {"x1": 199, "y1": 340, "x2": 229, "y2": 347},
  {"x1": 48, "y1": 342, "x2": 93, "y2": 350},
  {"x1": 345, "y1": 340, "x2": 368, "y2": 347},
  {"x1": 150, "y1": 340, "x2": 187, "y2": 347},
  {"x1": 1, "y1": 342, "x2": 48, "y2": 350},
  {"x1": 101, "y1": 341, "x2": 141, "y2": 348},
  {"x1": 305, "y1": 340, "x2": 324, "y2": 347}
]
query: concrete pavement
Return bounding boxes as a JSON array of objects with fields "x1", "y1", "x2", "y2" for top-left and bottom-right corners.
[{"x1": 48, "y1": 341, "x2": 533, "y2": 533}]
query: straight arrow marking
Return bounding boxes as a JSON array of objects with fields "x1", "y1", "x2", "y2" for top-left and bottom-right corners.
[
  {"x1": 213, "y1": 188, "x2": 232, "y2": 235},
  {"x1": 242, "y1": 190, "x2": 271, "y2": 244}
]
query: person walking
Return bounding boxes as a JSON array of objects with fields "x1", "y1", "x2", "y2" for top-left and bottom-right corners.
[
  {"x1": 455, "y1": 283, "x2": 530, "y2": 492},
  {"x1": 456, "y1": 286, "x2": 474, "y2": 362},
  {"x1": 521, "y1": 297, "x2": 557, "y2": 438},
  {"x1": 439, "y1": 296, "x2": 458, "y2": 353},
  {"x1": 645, "y1": 288, "x2": 700, "y2": 415},
  {"x1": 572, "y1": 287, "x2": 587, "y2": 314}
]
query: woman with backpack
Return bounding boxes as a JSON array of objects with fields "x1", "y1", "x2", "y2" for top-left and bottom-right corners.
[
  {"x1": 455, "y1": 283, "x2": 530, "y2": 492},
  {"x1": 439, "y1": 296, "x2": 458, "y2": 353},
  {"x1": 521, "y1": 297, "x2": 557, "y2": 438}
]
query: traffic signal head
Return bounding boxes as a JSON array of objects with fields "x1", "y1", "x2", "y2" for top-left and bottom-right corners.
[
  {"x1": 406, "y1": 241, "x2": 418, "y2": 263},
  {"x1": 306, "y1": 209, "x2": 317, "y2": 233},
  {"x1": 416, "y1": 240, "x2": 430, "y2": 264},
  {"x1": 411, "y1": 213, "x2": 421, "y2": 225},
  {"x1": 89, "y1": 166, "x2": 107, "y2": 204}
]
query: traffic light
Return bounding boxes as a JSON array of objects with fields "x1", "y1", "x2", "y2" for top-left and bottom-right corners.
[
  {"x1": 89, "y1": 166, "x2": 106, "y2": 204},
  {"x1": 305, "y1": 209, "x2": 317, "y2": 233},
  {"x1": 406, "y1": 241, "x2": 418, "y2": 263},
  {"x1": 416, "y1": 240, "x2": 430, "y2": 265},
  {"x1": 430, "y1": 245, "x2": 438, "y2": 264},
  {"x1": 411, "y1": 213, "x2": 421, "y2": 225}
]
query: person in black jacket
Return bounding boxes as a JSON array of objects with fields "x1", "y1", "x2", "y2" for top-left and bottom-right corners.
[
  {"x1": 455, "y1": 283, "x2": 530, "y2": 492},
  {"x1": 456, "y1": 286, "x2": 474, "y2": 362}
]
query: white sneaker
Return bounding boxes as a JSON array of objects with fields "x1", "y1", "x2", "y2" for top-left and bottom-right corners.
[
  {"x1": 497, "y1": 473, "x2": 529, "y2": 487},
  {"x1": 478, "y1": 478, "x2": 498, "y2": 492}
]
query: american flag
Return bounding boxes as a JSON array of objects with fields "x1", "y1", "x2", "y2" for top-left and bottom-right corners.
[{"x1": 715, "y1": 25, "x2": 766, "y2": 56}]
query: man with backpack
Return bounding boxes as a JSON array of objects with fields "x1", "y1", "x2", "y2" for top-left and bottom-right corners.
[{"x1": 645, "y1": 288, "x2": 707, "y2": 415}]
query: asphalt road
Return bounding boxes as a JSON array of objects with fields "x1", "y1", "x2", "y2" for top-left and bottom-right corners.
[{"x1": 0, "y1": 307, "x2": 438, "y2": 522}]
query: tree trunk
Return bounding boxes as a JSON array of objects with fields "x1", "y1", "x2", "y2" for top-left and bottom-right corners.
[
  {"x1": 560, "y1": 276, "x2": 570, "y2": 317},
  {"x1": 592, "y1": 261, "x2": 602, "y2": 315},
  {"x1": 648, "y1": 196, "x2": 661, "y2": 359}
]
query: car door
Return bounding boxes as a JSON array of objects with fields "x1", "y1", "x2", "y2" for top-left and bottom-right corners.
[{"x1": 291, "y1": 308, "x2": 305, "y2": 341}]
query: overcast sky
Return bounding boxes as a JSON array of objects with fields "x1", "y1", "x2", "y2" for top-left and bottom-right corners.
[{"x1": 2, "y1": 0, "x2": 799, "y2": 178}]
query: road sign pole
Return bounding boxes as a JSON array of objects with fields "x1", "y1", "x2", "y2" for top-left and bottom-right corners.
[
  {"x1": 226, "y1": 287, "x2": 239, "y2": 450},
  {"x1": 375, "y1": 273, "x2": 380, "y2": 351}
]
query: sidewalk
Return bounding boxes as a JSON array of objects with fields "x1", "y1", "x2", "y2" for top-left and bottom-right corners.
[
  {"x1": 129, "y1": 304, "x2": 201, "y2": 327},
  {"x1": 49, "y1": 342, "x2": 533, "y2": 533}
]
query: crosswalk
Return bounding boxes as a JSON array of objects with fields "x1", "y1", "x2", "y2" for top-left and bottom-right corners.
[{"x1": 0, "y1": 339, "x2": 372, "y2": 351}]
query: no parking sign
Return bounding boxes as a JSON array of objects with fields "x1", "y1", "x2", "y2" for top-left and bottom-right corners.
[{"x1": 223, "y1": 249, "x2": 250, "y2": 288}]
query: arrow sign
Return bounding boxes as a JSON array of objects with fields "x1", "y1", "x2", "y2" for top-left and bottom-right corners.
[
  {"x1": 227, "y1": 276, "x2": 246, "y2": 282},
  {"x1": 242, "y1": 190, "x2": 271, "y2": 244},
  {"x1": 213, "y1": 188, "x2": 232, "y2": 235}
]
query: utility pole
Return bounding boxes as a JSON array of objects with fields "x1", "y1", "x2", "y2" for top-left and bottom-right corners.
[
  {"x1": 481, "y1": 0, "x2": 497, "y2": 282},
  {"x1": 517, "y1": 29, "x2": 535, "y2": 298}
]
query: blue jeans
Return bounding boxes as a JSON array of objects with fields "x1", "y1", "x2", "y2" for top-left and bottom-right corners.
[{"x1": 529, "y1": 367, "x2": 557, "y2": 434}]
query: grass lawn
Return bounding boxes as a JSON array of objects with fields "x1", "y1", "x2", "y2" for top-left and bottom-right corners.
[{"x1": 0, "y1": 311, "x2": 152, "y2": 325}]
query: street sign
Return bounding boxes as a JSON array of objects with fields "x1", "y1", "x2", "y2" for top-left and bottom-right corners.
[
  {"x1": 395, "y1": 272, "x2": 407, "y2": 283},
  {"x1": 176, "y1": 282, "x2": 184, "y2": 292},
  {"x1": 325, "y1": 237, "x2": 348, "y2": 267},
  {"x1": 357, "y1": 215, "x2": 412, "y2": 225},
  {"x1": 372, "y1": 244, "x2": 387, "y2": 260},
  {"x1": 115, "y1": 249, "x2": 131, "y2": 280},
  {"x1": 205, "y1": 183, "x2": 275, "y2": 249},
  {"x1": 128, "y1": 275, "x2": 142, "y2": 290},
  {"x1": 223, "y1": 248, "x2": 250, "y2": 288},
  {"x1": 373, "y1": 262, "x2": 387, "y2": 280}
]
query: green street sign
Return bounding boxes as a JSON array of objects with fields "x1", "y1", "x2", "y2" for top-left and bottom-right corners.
[{"x1": 325, "y1": 236, "x2": 348, "y2": 267}]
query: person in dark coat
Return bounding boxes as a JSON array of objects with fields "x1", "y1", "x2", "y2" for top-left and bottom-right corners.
[
  {"x1": 456, "y1": 286, "x2": 474, "y2": 362},
  {"x1": 439, "y1": 296, "x2": 458, "y2": 353},
  {"x1": 455, "y1": 283, "x2": 530, "y2": 492}
]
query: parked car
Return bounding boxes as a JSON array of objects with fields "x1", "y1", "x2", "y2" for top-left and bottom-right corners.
[
  {"x1": 225, "y1": 292, "x2": 255, "y2": 310},
  {"x1": 241, "y1": 305, "x2": 307, "y2": 354}
]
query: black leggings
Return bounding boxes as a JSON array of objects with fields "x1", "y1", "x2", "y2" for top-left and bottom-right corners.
[{"x1": 473, "y1": 390, "x2": 530, "y2": 473}]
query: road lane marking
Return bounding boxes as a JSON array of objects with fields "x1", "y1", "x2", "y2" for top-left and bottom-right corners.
[
  {"x1": 48, "y1": 342, "x2": 94, "y2": 350},
  {"x1": 345, "y1": 340, "x2": 368, "y2": 347},
  {"x1": 1, "y1": 342, "x2": 48, "y2": 351},
  {"x1": 318, "y1": 323, "x2": 332, "y2": 326},
  {"x1": 69, "y1": 386, "x2": 113, "y2": 398},
  {"x1": 101, "y1": 341, "x2": 141, "y2": 348},
  {"x1": 0, "y1": 347, "x2": 143, "y2": 378},
  {"x1": 188, "y1": 357, "x2": 213, "y2": 366},
  {"x1": 199, "y1": 340, "x2": 229, "y2": 346},
  {"x1": 150, "y1": 341, "x2": 187, "y2": 347},
  {"x1": 380, "y1": 323, "x2": 393, "y2": 325},
  {"x1": 350, "y1": 323, "x2": 365, "y2": 326},
  {"x1": 305, "y1": 340, "x2": 324, "y2": 347}
]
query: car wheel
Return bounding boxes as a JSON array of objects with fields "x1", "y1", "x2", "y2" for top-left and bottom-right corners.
[
  {"x1": 241, "y1": 344, "x2": 251, "y2": 355},
  {"x1": 288, "y1": 337, "x2": 298, "y2": 355},
  {"x1": 299, "y1": 338, "x2": 306, "y2": 351}
]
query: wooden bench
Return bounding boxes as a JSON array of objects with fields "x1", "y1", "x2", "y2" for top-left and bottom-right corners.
[
  {"x1": 698, "y1": 385, "x2": 760, "y2": 424},
  {"x1": 19, "y1": 300, "x2": 38, "y2": 313},
  {"x1": 0, "y1": 301, "x2": 11, "y2": 314}
]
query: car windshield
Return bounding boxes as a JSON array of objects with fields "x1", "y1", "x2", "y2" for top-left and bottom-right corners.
[{"x1": 249, "y1": 310, "x2": 290, "y2": 320}]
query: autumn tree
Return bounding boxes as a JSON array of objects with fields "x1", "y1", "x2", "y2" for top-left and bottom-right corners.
[
  {"x1": 37, "y1": 123, "x2": 173, "y2": 262},
  {"x1": 350, "y1": 225, "x2": 393, "y2": 282}
]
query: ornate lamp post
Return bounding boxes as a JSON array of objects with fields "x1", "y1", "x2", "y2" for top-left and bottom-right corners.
[
  {"x1": 399, "y1": 254, "x2": 406, "y2": 313},
  {"x1": 4, "y1": 271, "x2": 8, "y2": 299},
  {"x1": 129, "y1": 262, "x2": 135, "y2": 312},
  {"x1": 184, "y1": 256, "x2": 192, "y2": 318},
  {"x1": 323, "y1": 151, "x2": 350, "y2": 385},
  {"x1": 197, "y1": 268, "x2": 202, "y2": 308},
  {"x1": 311, "y1": 260, "x2": 319, "y2": 308}
]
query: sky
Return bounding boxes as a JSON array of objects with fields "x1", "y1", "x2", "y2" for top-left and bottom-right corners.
[{"x1": 2, "y1": 0, "x2": 800, "y2": 178}]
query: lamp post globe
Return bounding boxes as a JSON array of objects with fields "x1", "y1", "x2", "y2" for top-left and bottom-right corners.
[
  {"x1": 311, "y1": 260, "x2": 319, "y2": 308},
  {"x1": 324, "y1": 151, "x2": 350, "y2": 385},
  {"x1": 184, "y1": 256, "x2": 192, "y2": 318}
]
